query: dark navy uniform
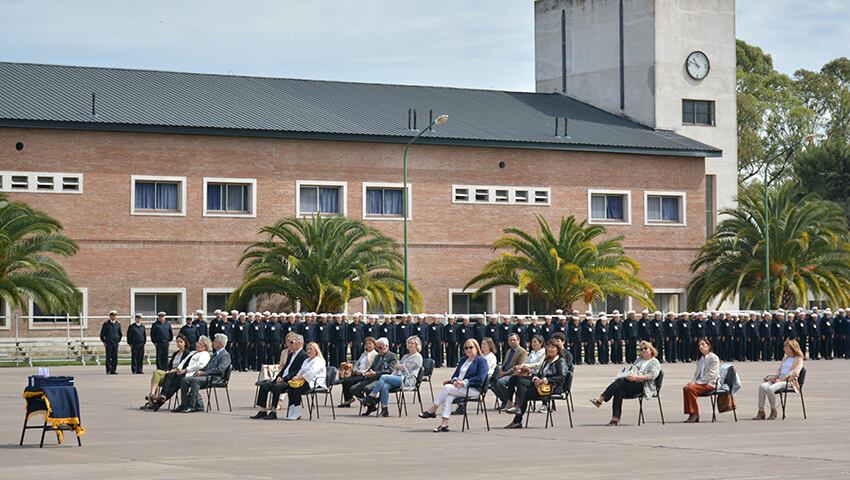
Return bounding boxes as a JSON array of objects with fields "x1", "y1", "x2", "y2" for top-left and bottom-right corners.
[
  {"x1": 733, "y1": 317, "x2": 746, "y2": 361},
  {"x1": 568, "y1": 321, "x2": 582, "y2": 365},
  {"x1": 348, "y1": 318, "x2": 365, "y2": 360},
  {"x1": 265, "y1": 319, "x2": 278, "y2": 364},
  {"x1": 595, "y1": 319, "x2": 610, "y2": 364},
  {"x1": 663, "y1": 315, "x2": 677, "y2": 363},
  {"x1": 485, "y1": 319, "x2": 501, "y2": 358},
  {"x1": 638, "y1": 316, "x2": 651, "y2": 342},
  {"x1": 444, "y1": 319, "x2": 459, "y2": 367},
  {"x1": 249, "y1": 319, "x2": 264, "y2": 370},
  {"x1": 746, "y1": 317, "x2": 759, "y2": 361},
  {"x1": 793, "y1": 316, "x2": 807, "y2": 357},
  {"x1": 581, "y1": 319, "x2": 596, "y2": 365},
  {"x1": 127, "y1": 320, "x2": 146, "y2": 374},
  {"x1": 232, "y1": 319, "x2": 247, "y2": 371},
  {"x1": 362, "y1": 320, "x2": 377, "y2": 343},
  {"x1": 499, "y1": 319, "x2": 513, "y2": 357},
  {"x1": 395, "y1": 318, "x2": 409, "y2": 355},
  {"x1": 178, "y1": 320, "x2": 199, "y2": 351},
  {"x1": 428, "y1": 320, "x2": 443, "y2": 367},
  {"x1": 512, "y1": 320, "x2": 529, "y2": 350},
  {"x1": 720, "y1": 318, "x2": 734, "y2": 361},
  {"x1": 758, "y1": 316, "x2": 772, "y2": 361},
  {"x1": 541, "y1": 319, "x2": 553, "y2": 342},
  {"x1": 688, "y1": 317, "x2": 705, "y2": 361},
  {"x1": 150, "y1": 317, "x2": 173, "y2": 371},
  {"x1": 301, "y1": 320, "x2": 317, "y2": 344},
  {"x1": 317, "y1": 318, "x2": 331, "y2": 364},
  {"x1": 623, "y1": 315, "x2": 639, "y2": 363},
  {"x1": 209, "y1": 316, "x2": 226, "y2": 339},
  {"x1": 806, "y1": 314, "x2": 820, "y2": 359},
  {"x1": 676, "y1": 316, "x2": 691, "y2": 362},
  {"x1": 609, "y1": 317, "x2": 623, "y2": 364},
  {"x1": 650, "y1": 316, "x2": 664, "y2": 363},
  {"x1": 707, "y1": 317, "x2": 721, "y2": 359},
  {"x1": 820, "y1": 314, "x2": 834, "y2": 360},
  {"x1": 330, "y1": 319, "x2": 348, "y2": 367},
  {"x1": 100, "y1": 317, "x2": 123, "y2": 374},
  {"x1": 527, "y1": 320, "x2": 542, "y2": 346},
  {"x1": 774, "y1": 316, "x2": 788, "y2": 360},
  {"x1": 192, "y1": 317, "x2": 208, "y2": 338}
]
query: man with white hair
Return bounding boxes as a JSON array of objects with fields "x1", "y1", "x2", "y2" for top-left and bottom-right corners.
[
  {"x1": 252, "y1": 333, "x2": 307, "y2": 420},
  {"x1": 177, "y1": 334, "x2": 231, "y2": 413},
  {"x1": 192, "y1": 309, "x2": 208, "y2": 338},
  {"x1": 350, "y1": 337, "x2": 398, "y2": 413}
]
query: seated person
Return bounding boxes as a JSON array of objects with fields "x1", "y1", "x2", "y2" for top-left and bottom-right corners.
[
  {"x1": 551, "y1": 332, "x2": 575, "y2": 367},
  {"x1": 590, "y1": 340, "x2": 661, "y2": 426},
  {"x1": 682, "y1": 338, "x2": 719, "y2": 423},
  {"x1": 491, "y1": 333, "x2": 528, "y2": 410},
  {"x1": 175, "y1": 334, "x2": 232, "y2": 413},
  {"x1": 338, "y1": 336, "x2": 377, "y2": 408},
  {"x1": 252, "y1": 334, "x2": 307, "y2": 419},
  {"x1": 150, "y1": 335, "x2": 209, "y2": 411},
  {"x1": 283, "y1": 341, "x2": 327, "y2": 421},
  {"x1": 496, "y1": 335, "x2": 546, "y2": 412},
  {"x1": 754, "y1": 339, "x2": 804, "y2": 420},
  {"x1": 143, "y1": 334, "x2": 193, "y2": 409},
  {"x1": 349, "y1": 338, "x2": 398, "y2": 403},
  {"x1": 454, "y1": 337, "x2": 498, "y2": 416},
  {"x1": 363, "y1": 336, "x2": 423, "y2": 417},
  {"x1": 418, "y1": 339, "x2": 488, "y2": 432},
  {"x1": 504, "y1": 339, "x2": 567, "y2": 429}
]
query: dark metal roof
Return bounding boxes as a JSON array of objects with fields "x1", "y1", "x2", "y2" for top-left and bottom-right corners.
[{"x1": 0, "y1": 62, "x2": 721, "y2": 157}]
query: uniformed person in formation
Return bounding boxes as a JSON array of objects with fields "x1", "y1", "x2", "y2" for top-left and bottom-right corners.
[
  {"x1": 835, "y1": 309, "x2": 847, "y2": 359},
  {"x1": 100, "y1": 310, "x2": 122, "y2": 375},
  {"x1": 732, "y1": 313, "x2": 745, "y2": 361},
  {"x1": 758, "y1": 312, "x2": 772, "y2": 361},
  {"x1": 513, "y1": 315, "x2": 529, "y2": 350},
  {"x1": 806, "y1": 311, "x2": 820, "y2": 360},
  {"x1": 707, "y1": 311, "x2": 722, "y2": 359},
  {"x1": 581, "y1": 312, "x2": 596, "y2": 365},
  {"x1": 209, "y1": 309, "x2": 226, "y2": 339},
  {"x1": 623, "y1": 310, "x2": 639, "y2": 363},
  {"x1": 150, "y1": 311, "x2": 173, "y2": 371},
  {"x1": 499, "y1": 314, "x2": 513, "y2": 356},
  {"x1": 223, "y1": 311, "x2": 237, "y2": 358},
  {"x1": 330, "y1": 313, "x2": 348, "y2": 367},
  {"x1": 820, "y1": 309, "x2": 834, "y2": 360},
  {"x1": 745, "y1": 312, "x2": 759, "y2": 361},
  {"x1": 127, "y1": 313, "x2": 147, "y2": 374},
  {"x1": 609, "y1": 311, "x2": 624, "y2": 364},
  {"x1": 637, "y1": 310, "x2": 651, "y2": 343},
  {"x1": 395, "y1": 314, "x2": 408, "y2": 355},
  {"x1": 527, "y1": 315, "x2": 541, "y2": 343},
  {"x1": 662, "y1": 312, "x2": 677, "y2": 363},
  {"x1": 793, "y1": 312, "x2": 807, "y2": 357},
  {"x1": 178, "y1": 315, "x2": 198, "y2": 350},
  {"x1": 568, "y1": 315, "x2": 582, "y2": 365},
  {"x1": 444, "y1": 315, "x2": 459, "y2": 367},
  {"x1": 485, "y1": 314, "x2": 501, "y2": 358},
  {"x1": 191, "y1": 309, "x2": 208, "y2": 338},
  {"x1": 348, "y1": 312, "x2": 365, "y2": 360},
  {"x1": 232, "y1": 312, "x2": 247, "y2": 371},
  {"x1": 675, "y1": 312, "x2": 690, "y2": 362},
  {"x1": 427, "y1": 315, "x2": 443, "y2": 367},
  {"x1": 595, "y1": 313, "x2": 610, "y2": 364},
  {"x1": 541, "y1": 315, "x2": 554, "y2": 342}
]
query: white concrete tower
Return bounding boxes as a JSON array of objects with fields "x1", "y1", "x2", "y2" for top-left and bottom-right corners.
[{"x1": 535, "y1": 0, "x2": 737, "y2": 239}]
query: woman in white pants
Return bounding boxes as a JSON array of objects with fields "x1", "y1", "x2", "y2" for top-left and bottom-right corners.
[
  {"x1": 419, "y1": 338, "x2": 489, "y2": 432},
  {"x1": 754, "y1": 339, "x2": 804, "y2": 420}
]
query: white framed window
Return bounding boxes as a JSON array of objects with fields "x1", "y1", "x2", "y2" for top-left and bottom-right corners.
[
  {"x1": 452, "y1": 185, "x2": 551, "y2": 206},
  {"x1": 652, "y1": 288, "x2": 686, "y2": 314},
  {"x1": 203, "y1": 288, "x2": 234, "y2": 315},
  {"x1": 131, "y1": 288, "x2": 186, "y2": 322},
  {"x1": 509, "y1": 287, "x2": 549, "y2": 315},
  {"x1": 0, "y1": 171, "x2": 84, "y2": 194},
  {"x1": 296, "y1": 180, "x2": 347, "y2": 216},
  {"x1": 588, "y1": 189, "x2": 631, "y2": 225},
  {"x1": 362, "y1": 182, "x2": 411, "y2": 221},
  {"x1": 131, "y1": 175, "x2": 186, "y2": 216},
  {"x1": 644, "y1": 191, "x2": 686, "y2": 226},
  {"x1": 27, "y1": 288, "x2": 88, "y2": 330},
  {"x1": 448, "y1": 288, "x2": 496, "y2": 315},
  {"x1": 0, "y1": 298, "x2": 10, "y2": 330},
  {"x1": 203, "y1": 178, "x2": 256, "y2": 217}
]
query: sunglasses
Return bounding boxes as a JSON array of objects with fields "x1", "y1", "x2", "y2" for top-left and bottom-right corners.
[
  {"x1": 640, "y1": 347, "x2": 650, "y2": 351},
  {"x1": 465, "y1": 346, "x2": 476, "y2": 350}
]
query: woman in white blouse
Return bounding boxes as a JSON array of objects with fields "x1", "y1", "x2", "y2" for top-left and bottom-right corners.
[
  {"x1": 338, "y1": 337, "x2": 378, "y2": 408},
  {"x1": 150, "y1": 335, "x2": 211, "y2": 411},
  {"x1": 682, "y1": 338, "x2": 720, "y2": 423},
  {"x1": 145, "y1": 334, "x2": 192, "y2": 406},
  {"x1": 754, "y1": 339, "x2": 804, "y2": 420},
  {"x1": 285, "y1": 341, "x2": 327, "y2": 421},
  {"x1": 481, "y1": 337, "x2": 498, "y2": 376}
]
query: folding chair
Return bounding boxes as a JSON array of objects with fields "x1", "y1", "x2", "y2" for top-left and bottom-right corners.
[
  {"x1": 420, "y1": 359, "x2": 436, "y2": 403},
  {"x1": 452, "y1": 374, "x2": 491, "y2": 432},
  {"x1": 622, "y1": 370, "x2": 665, "y2": 425},
  {"x1": 698, "y1": 364, "x2": 738, "y2": 423},
  {"x1": 778, "y1": 367, "x2": 807, "y2": 420},
  {"x1": 389, "y1": 366, "x2": 426, "y2": 416},
  {"x1": 204, "y1": 365, "x2": 233, "y2": 412},
  {"x1": 525, "y1": 370, "x2": 573, "y2": 429},
  {"x1": 306, "y1": 367, "x2": 337, "y2": 420}
]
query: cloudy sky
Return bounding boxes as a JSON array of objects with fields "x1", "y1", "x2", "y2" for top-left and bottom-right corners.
[{"x1": 0, "y1": 0, "x2": 847, "y2": 91}]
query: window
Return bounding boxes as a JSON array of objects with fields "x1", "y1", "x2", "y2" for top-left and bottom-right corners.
[
  {"x1": 363, "y1": 183, "x2": 409, "y2": 220},
  {"x1": 131, "y1": 175, "x2": 186, "y2": 216},
  {"x1": 296, "y1": 181, "x2": 347, "y2": 216},
  {"x1": 131, "y1": 288, "x2": 186, "y2": 321},
  {"x1": 653, "y1": 292, "x2": 682, "y2": 314},
  {"x1": 452, "y1": 185, "x2": 550, "y2": 206},
  {"x1": 588, "y1": 190, "x2": 630, "y2": 224},
  {"x1": 203, "y1": 178, "x2": 256, "y2": 217},
  {"x1": 706, "y1": 175, "x2": 716, "y2": 238},
  {"x1": 449, "y1": 290, "x2": 494, "y2": 315},
  {"x1": 592, "y1": 294, "x2": 625, "y2": 314},
  {"x1": 682, "y1": 99, "x2": 715, "y2": 126},
  {"x1": 203, "y1": 289, "x2": 234, "y2": 314},
  {"x1": 511, "y1": 291, "x2": 549, "y2": 315},
  {"x1": 645, "y1": 192, "x2": 686, "y2": 226},
  {"x1": 0, "y1": 298, "x2": 8, "y2": 329},
  {"x1": 28, "y1": 288, "x2": 88, "y2": 329},
  {"x1": 0, "y1": 171, "x2": 83, "y2": 194}
]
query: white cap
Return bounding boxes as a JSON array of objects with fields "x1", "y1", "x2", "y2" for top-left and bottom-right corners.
[
  {"x1": 598, "y1": 313, "x2": 607, "y2": 319},
  {"x1": 262, "y1": 311, "x2": 271, "y2": 316},
  {"x1": 134, "y1": 313, "x2": 143, "y2": 318},
  {"x1": 270, "y1": 312, "x2": 279, "y2": 318},
  {"x1": 555, "y1": 309, "x2": 563, "y2": 314},
  {"x1": 157, "y1": 311, "x2": 166, "y2": 316},
  {"x1": 654, "y1": 311, "x2": 662, "y2": 316},
  {"x1": 230, "y1": 309, "x2": 238, "y2": 315},
  {"x1": 418, "y1": 314, "x2": 426, "y2": 319},
  {"x1": 108, "y1": 310, "x2": 118, "y2": 315},
  {"x1": 195, "y1": 309, "x2": 205, "y2": 315},
  {"x1": 584, "y1": 310, "x2": 593, "y2": 316},
  {"x1": 641, "y1": 309, "x2": 649, "y2": 314},
  {"x1": 353, "y1": 312, "x2": 362, "y2": 317},
  {"x1": 627, "y1": 310, "x2": 635, "y2": 315},
  {"x1": 214, "y1": 309, "x2": 222, "y2": 314}
]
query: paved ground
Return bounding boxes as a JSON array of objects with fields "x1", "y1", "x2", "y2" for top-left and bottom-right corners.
[{"x1": 1, "y1": 359, "x2": 848, "y2": 479}]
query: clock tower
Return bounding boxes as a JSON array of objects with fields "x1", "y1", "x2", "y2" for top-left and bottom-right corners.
[{"x1": 534, "y1": 0, "x2": 737, "y2": 239}]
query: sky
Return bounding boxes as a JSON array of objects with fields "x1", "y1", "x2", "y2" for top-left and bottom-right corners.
[{"x1": 0, "y1": 0, "x2": 847, "y2": 92}]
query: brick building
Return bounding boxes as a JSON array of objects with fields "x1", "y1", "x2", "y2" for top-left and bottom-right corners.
[{"x1": 0, "y1": 61, "x2": 721, "y2": 337}]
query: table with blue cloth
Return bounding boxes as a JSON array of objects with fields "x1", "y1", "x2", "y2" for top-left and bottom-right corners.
[{"x1": 20, "y1": 377, "x2": 85, "y2": 447}]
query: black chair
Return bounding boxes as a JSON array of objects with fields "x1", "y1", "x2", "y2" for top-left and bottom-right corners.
[
  {"x1": 622, "y1": 370, "x2": 665, "y2": 426},
  {"x1": 452, "y1": 374, "x2": 491, "y2": 432},
  {"x1": 306, "y1": 366, "x2": 337, "y2": 420},
  {"x1": 698, "y1": 365, "x2": 738, "y2": 423},
  {"x1": 204, "y1": 365, "x2": 233, "y2": 412},
  {"x1": 389, "y1": 366, "x2": 426, "y2": 416},
  {"x1": 421, "y1": 359, "x2": 436, "y2": 403},
  {"x1": 524, "y1": 370, "x2": 573, "y2": 429},
  {"x1": 778, "y1": 367, "x2": 807, "y2": 420}
]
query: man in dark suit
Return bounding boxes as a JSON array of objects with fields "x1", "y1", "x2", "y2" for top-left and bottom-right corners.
[
  {"x1": 177, "y1": 333, "x2": 232, "y2": 413},
  {"x1": 127, "y1": 313, "x2": 147, "y2": 374},
  {"x1": 100, "y1": 310, "x2": 122, "y2": 374},
  {"x1": 150, "y1": 311, "x2": 173, "y2": 371},
  {"x1": 251, "y1": 334, "x2": 307, "y2": 420}
]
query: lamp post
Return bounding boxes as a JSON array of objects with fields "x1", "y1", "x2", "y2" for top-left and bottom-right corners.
[{"x1": 403, "y1": 114, "x2": 448, "y2": 313}]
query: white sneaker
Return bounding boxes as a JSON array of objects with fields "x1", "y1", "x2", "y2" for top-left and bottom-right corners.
[
  {"x1": 538, "y1": 404, "x2": 548, "y2": 414},
  {"x1": 286, "y1": 405, "x2": 301, "y2": 420}
]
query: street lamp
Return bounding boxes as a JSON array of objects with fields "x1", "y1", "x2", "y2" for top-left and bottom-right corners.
[
  {"x1": 403, "y1": 114, "x2": 448, "y2": 313},
  {"x1": 763, "y1": 133, "x2": 815, "y2": 310}
]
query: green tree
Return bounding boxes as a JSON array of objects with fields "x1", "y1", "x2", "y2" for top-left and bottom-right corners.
[
  {"x1": 0, "y1": 193, "x2": 80, "y2": 315},
  {"x1": 795, "y1": 57, "x2": 850, "y2": 143},
  {"x1": 228, "y1": 215, "x2": 422, "y2": 313},
  {"x1": 463, "y1": 215, "x2": 654, "y2": 312},
  {"x1": 795, "y1": 140, "x2": 850, "y2": 221},
  {"x1": 687, "y1": 182, "x2": 850, "y2": 310}
]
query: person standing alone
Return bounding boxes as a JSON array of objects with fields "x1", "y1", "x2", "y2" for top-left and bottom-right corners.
[
  {"x1": 100, "y1": 310, "x2": 123, "y2": 374},
  {"x1": 127, "y1": 313, "x2": 147, "y2": 374}
]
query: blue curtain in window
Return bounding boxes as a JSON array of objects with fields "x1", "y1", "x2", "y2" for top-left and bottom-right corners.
[
  {"x1": 384, "y1": 189, "x2": 403, "y2": 216},
  {"x1": 366, "y1": 189, "x2": 383, "y2": 215},
  {"x1": 661, "y1": 197, "x2": 679, "y2": 221},
  {"x1": 156, "y1": 183, "x2": 178, "y2": 210},
  {"x1": 207, "y1": 184, "x2": 222, "y2": 211},
  {"x1": 300, "y1": 187, "x2": 318, "y2": 213},
  {"x1": 135, "y1": 182, "x2": 155, "y2": 209},
  {"x1": 606, "y1": 196, "x2": 623, "y2": 220},
  {"x1": 319, "y1": 187, "x2": 339, "y2": 213},
  {"x1": 226, "y1": 184, "x2": 244, "y2": 211}
]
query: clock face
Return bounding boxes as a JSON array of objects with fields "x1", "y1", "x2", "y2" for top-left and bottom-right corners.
[{"x1": 686, "y1": 51, "x2": 710, "y2": 80}]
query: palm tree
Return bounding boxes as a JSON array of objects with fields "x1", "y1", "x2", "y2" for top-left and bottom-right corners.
[
  {"x1": 687, "y1": 182, "x2": 850, "y2": 310},
  {"x1": 464, "y1": 215, "x2": 654, "y2": 312},
  {"x1": 228, "y1": 215, "x2": 423, "y2": 313},
  {"x1": 0, "y1": 193, "x2": 81, "y2": 315}
]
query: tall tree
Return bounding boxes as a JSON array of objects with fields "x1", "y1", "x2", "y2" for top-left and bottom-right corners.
[
  {"x1": 687, "y1": 182, "x2": 850, "y2": 310},
  {"x1": 795, "y1": 140, "x2": 850, "y2": 221},
  {"x1": 795, "y1": 57, "x2": 850, "y2": 143},
  {"x1": 0, "y1": 193, "x2": 81, "y2": 315},
  {"x1": 464, "y1": 215, "x2": 654, "y2": 312},
  {"x1": 228, "y1": 215, "x2": 422, "y2": 313}
]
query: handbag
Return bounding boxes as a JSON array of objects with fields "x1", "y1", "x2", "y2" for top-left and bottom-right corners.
[
  {"x1": 717, "y1": 393, "x2": 736, "y2": 412},
  {"x1": 338, "y1": 363, "x2": 353, "y2": 379},
  {"x1": 287, "y1": 378, "x2": 305, "y2": 389},
  {"x1": 536, "y1": 382, "x2": 552, "y2": 397}
]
